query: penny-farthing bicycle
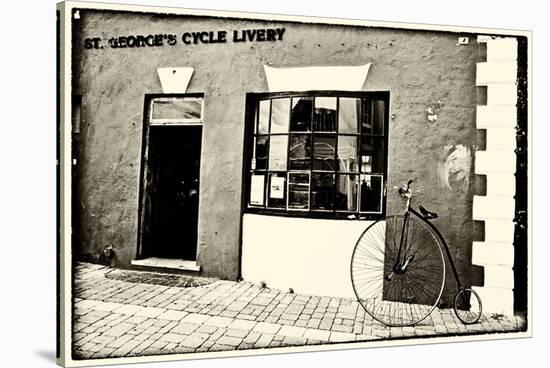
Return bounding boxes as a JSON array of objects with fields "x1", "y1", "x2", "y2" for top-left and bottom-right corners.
[{"x1": 350, "y1": 179, "x2": 482, "y2": 327}]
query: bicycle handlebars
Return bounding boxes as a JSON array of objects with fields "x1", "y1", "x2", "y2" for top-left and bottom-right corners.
[{"x1": 398, "y1": 178, "x2": 415, "y2": 198}]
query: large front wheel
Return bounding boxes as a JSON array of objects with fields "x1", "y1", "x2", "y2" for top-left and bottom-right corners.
[{"x1": 351, "y1": 215, "x2": 446, "y2": 326}]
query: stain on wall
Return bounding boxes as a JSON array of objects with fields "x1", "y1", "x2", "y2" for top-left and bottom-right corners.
[{"x1": 437, "y1": 144, "x2": 473, "y2": 192}]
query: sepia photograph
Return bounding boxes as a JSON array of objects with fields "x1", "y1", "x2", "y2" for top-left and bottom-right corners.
[{"x1": 55, "y1": 1, "x2": 531, "y2": 366}]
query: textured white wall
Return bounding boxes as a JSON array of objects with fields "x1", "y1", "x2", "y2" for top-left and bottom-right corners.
[{"x1": 242, "y1": 214, "x2": 373, "y2": 298}]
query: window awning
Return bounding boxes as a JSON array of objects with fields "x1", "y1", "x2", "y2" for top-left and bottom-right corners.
[{"x1": 263, "y1": 63, "x2": 371, "y2": 92}]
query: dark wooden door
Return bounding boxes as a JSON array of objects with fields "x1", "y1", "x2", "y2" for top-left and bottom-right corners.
[{"x1": 141, "y1": 125, "x2": 201, "y2": 260}]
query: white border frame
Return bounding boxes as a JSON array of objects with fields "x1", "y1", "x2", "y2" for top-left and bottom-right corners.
[{"x1": 57, "y1": 1, "x2": 533, "y2": 366}]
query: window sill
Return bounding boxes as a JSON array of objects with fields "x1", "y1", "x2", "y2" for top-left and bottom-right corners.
[{"x1": 245, "y1": 207, "x2": 383, "y2": 221}]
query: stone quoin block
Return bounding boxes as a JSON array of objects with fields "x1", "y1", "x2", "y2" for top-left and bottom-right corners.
[
  {"x1": 472, "y1": 241, "x2": 515, "y2": 267},
  {"x1": 476, "y1": 105, "x2": 517, "y2": 129},
  {"x1": 486, "y1": 83, "x2": 518, "y2": 105},
  {"x1": 473, "y1": 195, "x2": 515, "y2": 221},
  {"x1": 485, "y1": 38, "x2": 518, "y2": 61},
  {"x1": 473, "y1": 36, "x2": 519, "y2": 317},
  {"x1": 485, "y1": 173, "x2": 516, "y2": 197},
  {"x1": 475, "y1": 150, "x2": 516, "y2": 174},
  {"x1": 485, "y1": 127, "x2": 517, "y2": 151},
  {"x1": 472, "y1": 287, "x2": 514, "y2": 315},
  {"x1": 483, "y1": 219, "x2": 515, "y2": 243},
  {"x1": 476, "y1": 62, "x2": 518, "y2": 85},
  {"x1": 482, "y1": 265, "x2": 514, "y2": 289}
]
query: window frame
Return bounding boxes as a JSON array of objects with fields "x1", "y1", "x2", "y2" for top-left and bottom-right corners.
[
  {"x1": 243, "y1": 90, "x2": 390, "y2": 220},
  {"x1": 148, "y1": 95, "x2": 205, "y2": 126}
]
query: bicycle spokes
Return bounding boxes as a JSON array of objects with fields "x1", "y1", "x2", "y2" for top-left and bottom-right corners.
[
  {"x1": 351, "y1": 215, "x2": 446, "y2": 326},
  {"x1": 454, "y1": 288, "x2": 482, "y2": 324}
]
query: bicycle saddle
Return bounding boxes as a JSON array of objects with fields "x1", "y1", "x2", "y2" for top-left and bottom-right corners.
[{"x1": 419, "y1": 205, "x2": 438, "y2": 219}]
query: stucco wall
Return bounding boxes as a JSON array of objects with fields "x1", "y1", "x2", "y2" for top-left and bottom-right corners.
[{"x1": 73, "y1": 10, "x2": 481, "y2": 301}]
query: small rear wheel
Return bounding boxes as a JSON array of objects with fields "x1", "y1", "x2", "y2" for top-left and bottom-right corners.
[{"x1": 454, "y1": 288, "x2": 482, "y2": 324}]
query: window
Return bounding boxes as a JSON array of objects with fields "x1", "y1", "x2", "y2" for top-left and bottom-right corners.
[
  {"x1": 149, "y1": 96, "x2": 204, "y2": 125},
  {"x1": 245, "y1": 92, "x2": 389, "y2": 219}
]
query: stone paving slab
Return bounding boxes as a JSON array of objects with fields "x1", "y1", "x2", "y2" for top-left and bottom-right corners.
[{"x1": 72, "y1": 262, "x2": 526, "y2": 359}]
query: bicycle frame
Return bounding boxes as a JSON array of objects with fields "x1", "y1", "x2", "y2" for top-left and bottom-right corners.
[
  {"x1": 401, "y1": 204, "x2": 464, "y2": 292},
  {"x1": 350, "y1": 181, "x2": 482, "y2": 326}
]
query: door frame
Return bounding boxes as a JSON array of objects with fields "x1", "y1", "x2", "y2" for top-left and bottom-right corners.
[{"x1": 136, "y1": 93, "x2": 204, "y2": 260}]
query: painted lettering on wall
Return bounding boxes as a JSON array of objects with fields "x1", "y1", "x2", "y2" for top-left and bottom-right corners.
[{"x1": 83, "y1": 28, "x2": 286, "y2": 50}]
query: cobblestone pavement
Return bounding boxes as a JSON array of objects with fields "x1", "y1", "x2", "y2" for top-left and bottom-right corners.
[{"x1": 73, "y1": 262, "x2": 526, "y2": 359}]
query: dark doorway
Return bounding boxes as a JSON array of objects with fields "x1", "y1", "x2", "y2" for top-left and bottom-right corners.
[{"x1": 140, "y1": 125, "x2": 202, "y2": 261}]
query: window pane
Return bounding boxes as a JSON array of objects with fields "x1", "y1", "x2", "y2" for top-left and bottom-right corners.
[
  {"x1": 271, "y1": 98, "x2": 290, "y2": 133},
  {"x1": 267, "y1": 172, "x2": 286, "y2": 208},
  {"x1": 288, "y1": 173, "x2": 310, "y2": 210},
  {"x1": 269, "y1": 136, "x2": 288, "y2": 171},
  {"x1": 253, "y1": 136, "x2": 268, "y2": 170},
  {"x1": 311, "y1": 173, "x2": 335, "y2": 210},
  {"x1": 249, "y1": 174, "x2": 265, "y2": 206},
  {"x1": 248, "y1": 94, "x2": 387, "y2": 217},
  {"x1": 337, "y1": 136, "x2": 358, "y2": 172},
  {"x1": 151, "y1": 97, "x2": 202, "y2": 121},
  {"x1": 360, "y1": 136, "x2": 385, "y2": 173},
  {"x1": 258, "y1": 100, "x2": 270, "y2": 134},
  {"x1": 314, "y1": 97, "x2": 337, "y2": 132},
  {"x1": 372, "y1": 100, "x2": 385, "y2": 135},
  {"x1": 290, "y1": 97, "x2": 313, "y2": 131},
  {"x1": 361, "y1": 99, "x2": 372, "y2": 134},
  {"x1": 335, "y1": 174, "x2": 359, "y2": 211},
  {"x1": 360, "y1": 175, "x2": 383, "y2": 213},
  {"x1": 362, "y1": 99, "x2": 385, "y2": 135},
  {"x1": 289, "y1": 134, "x2": 312, "y2": 170},
  {"x1": 313, "y1": 135, "x2": 336, "y2": 171},
  {"x1": 338, "y1": 98, "x2": 360, "y2": 133}
]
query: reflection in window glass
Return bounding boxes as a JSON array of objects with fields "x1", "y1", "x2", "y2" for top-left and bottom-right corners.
[
  {"x1": 337, "y1": 136, "x2": 358, "y2": 172},
  {"x1": 258, "y1": 100, "x2": 270, "y2": 134},
  {"x1": 247, "y1": 94, "x2": 387, "y2": 217},
  {"x1": 313, "y1": 136, "x2": 336, "y2": 171},
  {"x1": 254, "y1": 136, "x2": 268, "y2": 170},
  {"x1": 291, "y1": 97, "x2": 313, "y2": 131},
  {"x1": 338, "y1": 98, "x2": 360, "y2": 134},
  {"x1": 271, "y1": 98, "x2": 290, "y2": 133},
  {"x1": 151, "y1": 98, "x2": 202, "y2": 121},
  {"x1": 360, "y1": 175, "x2": 383, "y2": 213},
  {"x1": 288, "y1": 173, "x2": 310, "y2": 209},
  {"x1": 311, "y1": 173, "x2": 335, "y2": 210},
  {"x1": 361, "y1": 99, "x2": 372, "y2": 134},
  {"x1": 361, "y1": 155, "x2": 372, "y2": 173},
  {"x1": 268, "y1": 172, "x2": 286, "y2": 208},
  {"x1": 314, "y1": 97, "x2": 337, "y2": 132},
  {"x1": 362, "y1": 100, "x2": 385, "y2": 135},
  {"x1": 361, "y1": 137, "x2": 385, "y2": 173},
  {"x1": 250, "y1": 174, "x2": 265, "y2": 206},
  {"x1": 289, "y1": 134, "x2": 312, "y2": 170},
  {"x1": 372, "y1": 100, "x2": 385, "y2": 135},
  {"x1": 269, "y1": 136, "x2": 288, "y2": 171},
  {"x1": 335, "y1": 174, "x2": 359, "y2": 211}
]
